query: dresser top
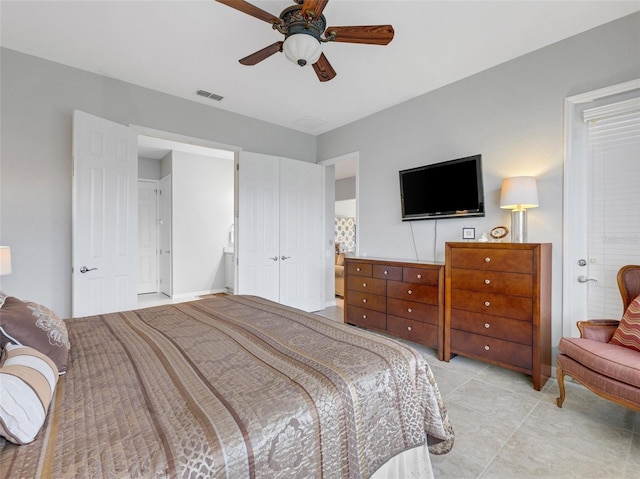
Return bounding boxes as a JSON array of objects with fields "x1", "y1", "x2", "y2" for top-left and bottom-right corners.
[{"x1": 344, "y1": 256, "x2": 444, "y2": 267}]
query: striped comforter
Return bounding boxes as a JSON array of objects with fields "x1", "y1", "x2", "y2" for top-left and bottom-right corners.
[{"x1": 1, "y1": 295, "x2": 453, "y2": 478}]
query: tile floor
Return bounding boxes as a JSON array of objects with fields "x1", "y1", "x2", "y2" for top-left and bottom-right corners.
[
  {"x1": 316, "y1": 299, "x2": 640, "y2": 479},
  {"x1": 141, "y1": 294, "x2": 640, "y2": 478}
]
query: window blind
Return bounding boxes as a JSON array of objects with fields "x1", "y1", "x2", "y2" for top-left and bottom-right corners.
[{"x1": 584, "y1": 97, "x2": 640, "y2": 319}]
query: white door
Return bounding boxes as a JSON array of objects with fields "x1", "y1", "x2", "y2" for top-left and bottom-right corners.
[
  {"x1": 158, "y1": 175, "x2": 172, "y2": 297},
  {"x1": 563, "y1": 80, "x2": 640, "y2": 337},
  {"x1": 279, "y1": 157, "x2": 323, "y2": 312},
  {"x1": 138, "y1": 180, "x2": 158, "y2": 294},
  {"x1": 237, "y1": 151, "x2": 280, "y2": 303},
  {"x1": 72, "y1": 110, "x2": 138, "y2": 317},
  {"x1": 237, "y1": 152, "x2": 323, "y2": 311}
]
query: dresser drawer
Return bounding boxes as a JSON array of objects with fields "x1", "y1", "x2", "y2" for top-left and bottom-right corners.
[
  {"x1": 387, "y1": 281, "x2": 438, "y2": 304},
  {"x1": 450, "y1": 248, "x2": 533, "y2": 273},
  {"x1": 346, "y1": 290, "x2": 386, "y2": 312},
  {"x1": 403, "y1": 267, "x2": 440, "y2": 285},
  {"x1": 450, "y1": 329, "x2": 532, "y2": 370},
  {"x1": 346, "y1": 262, "x2": 372, "y2": 277},
  {"x1": 450, "y1": 309, "x2": 532, "y2": 345},
  {"x1": 347, "y1": 275, "x2": 386, "y2": 295},
  {"x1": 450, "y1": 268, "x2": 533, "y2": 296},
  {"x1": 347, "y1": 306, "x2": 386, "y2": 330},
  {"x1": 372, "y1": 264, "x2": 403, "y2": 281},
  {"x1": 388, "y1": 298, "x2": 438, "y2": 325},
  {"x1": 387, "y1": 316, "x2": 438, "y2": 346},
  {"x1": 450, "y1": 289, "x2": 532, "y2": 321}
]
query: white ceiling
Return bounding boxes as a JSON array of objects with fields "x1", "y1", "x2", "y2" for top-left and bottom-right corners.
[{"x1": 2, "y1": 0, "x2": 640, "y2": 139}]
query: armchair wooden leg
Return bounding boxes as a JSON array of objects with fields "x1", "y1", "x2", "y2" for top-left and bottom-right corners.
[{"x1": 556, "y1": 364, "x2": 566, "y2": 408}]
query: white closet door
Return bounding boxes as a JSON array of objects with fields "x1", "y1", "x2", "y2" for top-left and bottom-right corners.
[
  {"x1": 72, "y1": 110, "x2": 138, "y2": 317},
  {"x1": 137, "y1": 180, "x2": 158, "y2": 294},
  {"x1": 279, "y1": 157, "x2": 323, "y2": 312},
  {"x1": 237, "y1": 152, "x2": 323, "y2": 311},
  {"x1": 237, "y1": 151, "x2": 280, "y2": 303}
]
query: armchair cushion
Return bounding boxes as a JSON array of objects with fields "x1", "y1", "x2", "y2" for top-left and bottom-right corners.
[
  {"x1": 609, "y1": 294, "x2": 640, "y2": 352},
  {"x1": 558, "y1": 337, "x2": 640, "y2": 388}
]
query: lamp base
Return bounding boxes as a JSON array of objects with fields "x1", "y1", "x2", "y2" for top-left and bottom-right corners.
[{"x1": 511, "y1": 209, "x2": 527, "y2": 243}]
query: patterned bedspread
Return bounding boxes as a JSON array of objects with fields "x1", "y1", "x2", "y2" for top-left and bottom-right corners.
[{"x1": 1, "y1": 295, "x2": 453, "y2": 478}]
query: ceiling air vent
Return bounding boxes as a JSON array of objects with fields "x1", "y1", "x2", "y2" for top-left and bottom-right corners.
[{"x1": 196, "y1": 90, "x2": 223, "y2": 101}]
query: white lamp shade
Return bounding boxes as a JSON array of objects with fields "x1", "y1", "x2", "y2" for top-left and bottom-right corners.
[
  {"x1": 500, "y1": 176, "x2": 539, "y2": 210},
  {"x1": 283, "y1": 33, "x2": 322, "y2": 66},
  {"x1": 0, "y1": 246, "x2": 12, "y2": 275}
]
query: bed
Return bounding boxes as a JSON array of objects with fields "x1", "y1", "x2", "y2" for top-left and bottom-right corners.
[{"x1": 1, "y1": 294, "x2": 453, "y2": 478}]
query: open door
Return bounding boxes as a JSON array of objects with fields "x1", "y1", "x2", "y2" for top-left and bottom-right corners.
[{"x1": 72, "y1": 110, "x2": 138, "y2": 317}]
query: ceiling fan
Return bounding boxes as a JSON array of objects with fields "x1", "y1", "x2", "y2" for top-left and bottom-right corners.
[{"x1": 216, "y1": 0, "x2": 395, "y2": 82}]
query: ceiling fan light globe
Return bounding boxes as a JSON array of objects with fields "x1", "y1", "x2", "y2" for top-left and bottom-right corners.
[{"x1": 283, "y1": 33, "x2": 322, "y2": 67}]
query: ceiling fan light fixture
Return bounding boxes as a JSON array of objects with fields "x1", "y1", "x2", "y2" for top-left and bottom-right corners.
[{"x1": 283, "y1": 33, "x2": 322, "y2": 67}]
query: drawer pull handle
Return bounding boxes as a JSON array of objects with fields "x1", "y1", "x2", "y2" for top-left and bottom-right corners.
[
  {"x1": 484, "y1": 345, "x2": 490, "y2": 351},
  {"x1": 362, "y1": 298, "x2": 367, "y2": 303},
  {"x1": 408, "y1": 290, "x2": 413, "y2": 295},
  {"x1": 484, "y1": 301, "x2": 491, "y2": 307},
  {"x1": 485, "y1": 257, "x2": 491, "y2": 263},
  {"x1": 407, "y1": 326, "x2": 412, "y2": 331},
  {"x1": 363, "y1": 282, "x2": 367, "y2": 287},
  {"x1": 407, "y1": 308, "x2": 413, "y2": 313},
  {"x1": 484, "y1": 323, "x2": 490, "y2": 329},
  {"x1": 363, "y1": 314, "x2": 367, "y2": 319},
  {"x1": 356, "y1": 267, "x2": 361, "y2": 272},
  {"x1": 484, "y1": 279, "x2": 491, "y2": 285},
  {"x1": 384, "y1": 270, "x2": 389, "y2": 275},
  {"x1": 416, "y1": 273, "x2": 422, "y2": 279}
]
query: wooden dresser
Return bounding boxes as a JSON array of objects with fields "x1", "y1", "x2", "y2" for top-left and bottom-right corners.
[
  {"x1": 344, "y1": 258, "x2": 444, "y2": 359},
  {"x1": 444, "y1": 242, "x2": 552, "y2": 390}
]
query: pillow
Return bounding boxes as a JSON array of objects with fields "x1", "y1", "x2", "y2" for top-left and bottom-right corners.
[
  {"x1": 0, "y1": 296, "x2": 70, "y2": 374},
  {"x1": 0, "y1": 343, "x2": 59, "y2": 444},
  {"x1": 0, "y1": 291, "x2": 7, "y2": 308},
  {"x1": 609, "y1": 294, "x2": 640, "y2": 352}
]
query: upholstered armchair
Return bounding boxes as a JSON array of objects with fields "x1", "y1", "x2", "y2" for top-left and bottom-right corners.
[{"x1": 556, "y1": 265, "x2": 640, "y2": 411}]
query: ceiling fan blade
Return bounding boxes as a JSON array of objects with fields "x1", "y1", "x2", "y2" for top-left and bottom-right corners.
[
  {"x1": 301, "y1": 0, "x2": 329, "y2": 20},
  {"x1": 313, "y1": 53, "x2": 336, "y2": 82},
  {"x1": 325, "y1": 25, "x2": 395, "y2": 45},
  {"x1": 216, "y1": 0, "x2": 281, "y2": 25},
  {"x1": 239, "y1": 41, "x2": 283, "y2": 65}
]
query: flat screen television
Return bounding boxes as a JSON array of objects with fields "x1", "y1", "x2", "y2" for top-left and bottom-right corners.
[{"x1": 399, "y1": 154, "x2": 485, "y2": 221}]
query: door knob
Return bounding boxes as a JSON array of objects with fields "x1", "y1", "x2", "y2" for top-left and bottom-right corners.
[
  {"x1": 281, "y1": 256, "x2": 291, "y2": 260},
  {"x1": 578, "y1": 275, "x2": 597, "y2": 283},
  {"x1": 270, "y1": 256, "x2": 278, "y2": 261},
  {"x1": 79, "y1": 266, "x2": 98, "y2": 273}
]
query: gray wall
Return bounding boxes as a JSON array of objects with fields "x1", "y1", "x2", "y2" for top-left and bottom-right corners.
[
  {"x1": 171, "y1": 151, "x2": 233, "y2": 296},
  {"x1": 0, "y1": 48, "x2": 316, "y2": 318},
  {"x1": 317, "y1": 13, "x2": 640, "y2": 348},
  {"x1": 335, "y1": 176, "x2": 356, "y2": 201}
]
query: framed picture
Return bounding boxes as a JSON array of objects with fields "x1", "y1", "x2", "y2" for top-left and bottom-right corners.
[{"x1": 462, "y1": 227, "x2": 475, "y2": 240}]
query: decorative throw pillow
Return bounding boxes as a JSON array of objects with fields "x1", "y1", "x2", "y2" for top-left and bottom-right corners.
[
  {"x1": 0, "y1": 296, "x2": 70, "y2": 374},
  {"x1": 0, "y1": 290, "x2": 7, "y2": 308},
  {"x1": 0, "y1": 343, "x2": 59, "y2": 444},
  {"x1": 609, "y1": 294, "x2": 640, "y2": 352}
]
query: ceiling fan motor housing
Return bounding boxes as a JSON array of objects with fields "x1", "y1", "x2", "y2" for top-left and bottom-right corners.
[{"x1": 280, "y1": 6, "x2": 326, "y2": 66}]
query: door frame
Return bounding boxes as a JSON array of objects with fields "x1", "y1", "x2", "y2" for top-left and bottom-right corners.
[
  {"x1": 319, "y1": 151, "x2": 359, "y2": 308},
  {"x1": 562, "y1": 78, "x2": 640, "y2": 337}
]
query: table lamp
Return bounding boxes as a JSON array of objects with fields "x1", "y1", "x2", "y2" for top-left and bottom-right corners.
[{"x1": 500, "y1": 177, "x2": 539, "y2": 243}]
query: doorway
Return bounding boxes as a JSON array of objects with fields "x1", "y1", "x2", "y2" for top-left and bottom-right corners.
[{"x1": 135, "y1": 133, "x2": 235, "y2": 307}]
